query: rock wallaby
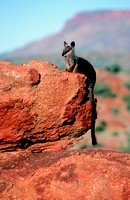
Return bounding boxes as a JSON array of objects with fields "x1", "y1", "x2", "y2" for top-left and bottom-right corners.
[{"x1": 62, "y1": 41, "x2": 97, "y2": 145}]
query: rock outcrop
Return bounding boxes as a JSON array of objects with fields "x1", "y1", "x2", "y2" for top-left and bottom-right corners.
[
  {"x1": 1, "y1": 61, "x2": 130, "y2": 199},
  {"x1": 0, "y1": 149, "x2": 130, "y2": 200},
  {"x1": 0, "y1": 60, "x2": 95, "y2": 152}
]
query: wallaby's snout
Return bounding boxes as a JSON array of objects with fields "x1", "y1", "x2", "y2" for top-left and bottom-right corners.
[
  {"x1": 62, "y1": 48, "x2": 66, "y2": 57},
  {"x1": 62, "y1": 46, "x2": 71, "y2": 57},
  {"x1": 62, "y1": 51, "x2": 66, "y2": 57}
]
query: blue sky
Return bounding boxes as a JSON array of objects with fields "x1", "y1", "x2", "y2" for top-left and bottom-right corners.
[{"x1": 0, "y1": 0, "x2": 130, "y2": 54}]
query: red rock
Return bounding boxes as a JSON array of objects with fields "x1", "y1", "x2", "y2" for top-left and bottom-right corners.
[
  {"x1": 0, "y1": 149, "x2": 130, "y2": 200},
  {"x1": 28, "y1": 68, "x2": 41, "y2": 85},
  {"x1": 0, "y1": 60, "x2": 95, "y2": 152}
]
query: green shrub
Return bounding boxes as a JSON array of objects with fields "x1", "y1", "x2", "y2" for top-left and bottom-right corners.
[
  {"x1": 128, "y1": 134, "x2": 130, "y2": 146},
  {"x1": 112, "y1": 132, "x2": 119, "y2": 136},
  {"x1": 94, "y1": 143, "x2": 103, "y2": 147},
  {"x1": 111, "y1": 107, "x2": 120, "y2": 115},
  {"x1": 123, "y1": 94, "x2": 130, "y2": 103},
  {"x1": 127, "y1": 104, "x2": 130, "y2": 111},
  {"x1": 120, "y1": 146, "x2": 130, "y2": 153},
  {"x1": 123, "y1": 94, "x2": 130, "y2": 112},
  {"x1": 94, "y1": 82, "x2": 116, "y2": 98},
  {"x1": 79, "y1": 144, "x2": 88, "y2": 149},
  {"x1": 96, "y1": 121, "x2": 107, "y2": 132},
  {"x1": 120, "y1": 134, "x2": 130, "y2": 152},
  {"x1": 124, "y1": 81, "x2": 130, "y2": 90},
  {"x1": 105, "y1": 64, "x2": 122, "y2": 74}
]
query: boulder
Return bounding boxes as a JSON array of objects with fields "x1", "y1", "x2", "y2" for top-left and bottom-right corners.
[
  {"x1": 0, "y1": 149, "x2": 130, "y2": 200},
  {"x1": 0, "y1": 60, "x2": 95, "y2": 152}
]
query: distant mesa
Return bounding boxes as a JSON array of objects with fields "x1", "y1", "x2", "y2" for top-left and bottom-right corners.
[{"x1": 1, "y1": 10, "x2": 130, "y2": 68}]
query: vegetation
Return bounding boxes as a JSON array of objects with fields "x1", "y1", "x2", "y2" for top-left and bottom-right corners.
[
  {"x1": 105, "y1": 64, "x2": 122, "y2": 74},
  {"x1": 79, "y1": 144, "x2": 88, "y2": 149},
  {"x1": 122, "y1": 94, "x2": 130, "y2": 112},
  {"x1": 120, "y1": 146, "x2": 130, "y2": 152},
  {"x1": 120, "y1": 134, "x2": 130, "y2": 152},
  {"x1": 124, "y1": 81, "x2": 130, "y2": 90},
  {"x1": 123, "y1": 94, "x2": 130, "y2": 102},
  {"x1": 79, "y1": 143, "x2": 102, "y2": 149},
  {"x1": 126, "y1": 104, "x2": 130, "y2": 111},
  {"x1": 96, "y1": 120, "x2": 107, "y2": 133},
  {"x1": 112, "y1": 131, "x2": 119, "y2": 137},
  {"x1": 111, "y1": 107, "x2": 120, "y2": 115},
  {"x1": 94, "y1": 82, "x2": 116, "y2": 98}
]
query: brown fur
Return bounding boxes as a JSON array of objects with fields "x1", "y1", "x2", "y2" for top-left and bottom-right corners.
[{"x1": 62, "y1": 41, "x2": 97, "y2": 145}]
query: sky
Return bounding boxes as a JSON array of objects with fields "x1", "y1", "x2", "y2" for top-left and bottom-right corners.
[{"x1": 0, "y1": 0, "x2": 130, "y2": 54}]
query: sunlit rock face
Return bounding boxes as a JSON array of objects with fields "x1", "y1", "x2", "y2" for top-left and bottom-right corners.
[{"x1": 0, "y1": 60, "x2": 95, "y2": 152}]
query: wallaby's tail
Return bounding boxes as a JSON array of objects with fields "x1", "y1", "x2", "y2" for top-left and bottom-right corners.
[
  {"x1": 91, "y1": 122, "x2": 97, "y2": 145},
  {"x1": 89, "y1": 86, "x2": 97, "y2": 145}
]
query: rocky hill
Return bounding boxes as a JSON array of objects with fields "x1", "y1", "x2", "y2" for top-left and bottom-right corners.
[{"x1": 1, "y1": 10, "x2": 130, "y2": 68}]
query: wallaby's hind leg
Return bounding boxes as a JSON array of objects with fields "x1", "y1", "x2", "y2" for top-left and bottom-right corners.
[{"x1": 88, "y1": 85, "x2": 97, "y2": 145}]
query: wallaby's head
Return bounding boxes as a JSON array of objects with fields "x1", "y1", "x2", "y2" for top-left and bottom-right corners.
[{"x1": 62, "y1": 41, "x2": 75, "y2": 58}]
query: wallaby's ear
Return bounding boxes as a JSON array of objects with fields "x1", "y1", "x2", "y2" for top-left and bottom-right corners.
[
  {"x1": 64, "y1": 41, "x2": 68, "y2": 47},
  {"x1": 70, "y1": 41, "x2": 75, "y2": 48}
]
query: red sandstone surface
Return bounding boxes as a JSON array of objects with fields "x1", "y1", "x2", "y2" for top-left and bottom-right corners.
[{"x1": 0, "y1": 149, "x2": 130, "y2": 200}]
